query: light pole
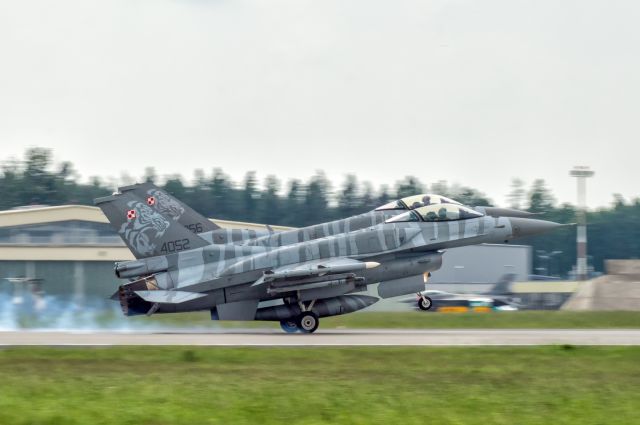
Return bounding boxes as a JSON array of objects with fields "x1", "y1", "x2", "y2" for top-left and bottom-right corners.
[{"x1": 570, "y1": 166, "x2": 594, "y2": 281}]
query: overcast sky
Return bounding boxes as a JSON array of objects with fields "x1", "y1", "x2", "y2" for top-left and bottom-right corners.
[{"x1": 1, "y1": 0, "x2": 638, "y2": 208}]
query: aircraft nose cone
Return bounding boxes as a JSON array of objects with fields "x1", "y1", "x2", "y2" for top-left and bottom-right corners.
[{"x1": 508, "y1": 217, "x2": 567, "y2": 238}]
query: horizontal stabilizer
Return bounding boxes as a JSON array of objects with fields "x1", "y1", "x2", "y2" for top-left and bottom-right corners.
[{"x1": 134, "y1": 290, "x2": 207, "y2": 304}]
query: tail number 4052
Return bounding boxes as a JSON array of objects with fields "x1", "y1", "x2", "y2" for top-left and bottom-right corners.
[{"x1": 160, "y1": 239, "x2": 191, "y2": 254}]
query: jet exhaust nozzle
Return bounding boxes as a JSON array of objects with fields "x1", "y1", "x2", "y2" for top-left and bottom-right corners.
[{"x1": 116, "y1": 276, "x2": 160, "y2": 316}]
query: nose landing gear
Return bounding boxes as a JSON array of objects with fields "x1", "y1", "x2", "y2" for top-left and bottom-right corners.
[{"x1": 417, "y1": 294, "x2": 433, "y2": 311}]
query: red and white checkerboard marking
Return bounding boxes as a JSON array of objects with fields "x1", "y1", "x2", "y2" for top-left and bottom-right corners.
[
  {"x1": 127, "y1": 209, "x2": 137, "y2": 220},
  {"x1": 147, "y1": 196, "x2": 156, "y2": 206}
]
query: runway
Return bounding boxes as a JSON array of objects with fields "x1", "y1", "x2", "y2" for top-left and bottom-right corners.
[{"x1": 1, "y1": 329, "x2": 639, "y2": 346}]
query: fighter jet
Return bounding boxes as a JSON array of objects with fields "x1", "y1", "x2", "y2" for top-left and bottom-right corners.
[
  {"x1": 402, "y1": 273, "x2": 519, "y2": 311},
  {"x1": 111, "y1": 182, "x2": 540, "y2": 251},
  {"x1": 96, "y1": 192, "x2": 566, "y2": 333},
  {"x1": 410, "y1": 290, "x2": 519, "y2": 312}
]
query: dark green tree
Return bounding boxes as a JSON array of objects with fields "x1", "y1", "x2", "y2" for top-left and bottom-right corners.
[
  {"x1": 143, "y1": 167, "x2": 157, "y2": 184},
  {"x1": 207, "y1": 168, "x2": 235, "y2": 220},
  {"x1": 304, "y1": 172, "x2": 331, "y2": 226},
  {"x1": 395, "y1": 176, "x2": 424, "y2": 199},
  {"x1": 360, "y1": 182, "x2": 377, "y2": 211},
  {"x1": 163, "y1": 176, "x2": 187, "y2": 200},
  {"x1": 259, "y1": 175, "x2": 282, "y2": 225},
  {"x1": 242, "y1": 171, "x2": 258, "y2": 222},
  {"x1": 337, "y1": 175, "x2": 362, "y2": 218},
  {"x1": 283, "y1": 179, "x2": 305, "y2": 225},
  {"x1": 377, "y1": 185, "x2": 392, "y2": 207},
  {"x1": 508, "y1": 178, "x2": 526, "y2": 209},
  {"x1": 528, "y1": 179, "x2": 555, "y2": 213},
  {"x1": 454, "y1": 187, "x2": 493, "y2": 207}
]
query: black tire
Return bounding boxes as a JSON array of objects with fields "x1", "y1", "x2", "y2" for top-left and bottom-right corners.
[
  {"x1": 296, "y1": 311, "x2": 319, "y2": 333},
  {"x1": 280, "y1": 319, "x2": 299, "y2": 333},
  {"x1": 418, "y1": 296, "x2": 433, "y2": 311}
]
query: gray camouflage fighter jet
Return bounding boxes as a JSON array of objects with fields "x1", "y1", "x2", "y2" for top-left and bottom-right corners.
[
  {"x1": 112, "y1": 182, "x2": 540, "y2": 250},
  {"x1": 95, "y1": 191, "x2": 566, "y2": 333}
]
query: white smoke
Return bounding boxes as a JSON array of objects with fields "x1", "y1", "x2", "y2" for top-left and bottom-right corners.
[{"x1": 0, "y1": 292, "x2": 179, "y2": 331}]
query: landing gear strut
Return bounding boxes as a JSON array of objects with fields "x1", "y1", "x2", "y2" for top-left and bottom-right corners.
[
  {"x1": 417, "y1": 294, "x2": 433, "y2": 311},
  {"x1": 290, "y1": 299, "x2": 319, "y2": 333}
]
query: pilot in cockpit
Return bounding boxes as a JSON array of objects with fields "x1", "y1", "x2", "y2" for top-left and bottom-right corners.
[{"x1": 411, "y1": 195, "x2": 432, "y2": 209}]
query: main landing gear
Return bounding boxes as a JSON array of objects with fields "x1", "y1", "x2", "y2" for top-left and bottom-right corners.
[
  {"x1": 279, "y1": 312, "x2": 319, "y2": 333},
  {"x1": 279, "y1": 300, "x2": 320, "y2": 333},
  {"x1": 417, "y1": 293, "x2": 433, "y2": 311},
  {"x1": 296, "y1": 311, "x2": 319, "y2": 333},
  {"x1": 279, "y1": 320, "x2": 298, "y2": 333}
]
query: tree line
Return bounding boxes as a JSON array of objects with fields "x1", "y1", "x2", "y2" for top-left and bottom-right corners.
[{"x1": 1, "y1": 148, "x2": 638, "y2": 276}]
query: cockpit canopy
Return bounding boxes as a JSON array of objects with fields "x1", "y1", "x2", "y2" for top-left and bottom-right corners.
[
  {"x1": 386, "y1": 203, "x2": 484, "y2": 223},
  {"x1": 375, "y1": 194, "x2": 462, "y2": 211}
]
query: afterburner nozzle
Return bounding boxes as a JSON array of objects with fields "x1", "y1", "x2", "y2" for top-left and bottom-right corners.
[
  {"x1": 475, "y1": 206, "x2": 541, "y2": 218},
  {"x1": 508, "y1": 217, "x2": 569, "y2": 238}
]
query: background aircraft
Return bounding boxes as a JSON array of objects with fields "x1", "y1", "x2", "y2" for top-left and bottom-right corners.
[{"x1": 401, "y1": 273, "x2": 519, "y2": 311}]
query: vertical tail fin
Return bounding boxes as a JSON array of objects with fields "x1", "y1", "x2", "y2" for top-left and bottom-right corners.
[
  {"x1": 486, "y1": 273, "x2": 516, "y2": 295},
  {"x1": 118, "y1": 182, "x2": 220, "y2": 233},
  {"x1": 95, "y1": 192, "x2": 209, "y2": 259}
]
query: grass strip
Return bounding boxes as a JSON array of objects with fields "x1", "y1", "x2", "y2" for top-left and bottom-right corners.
[{"x1": 0, "y1": 346, "x2": 638, "y2": 425}]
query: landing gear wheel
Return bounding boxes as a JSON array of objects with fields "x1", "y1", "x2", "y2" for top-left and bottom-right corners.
[
  {"x1": 418, "y1": 296, "x2": 433, "y2": 311},
  {"x1": 296, "y1": 311, "x2": 319, "y2": 333},
  {"x1": 280, "y1": 320, "x2": 299, "y2": 333}
]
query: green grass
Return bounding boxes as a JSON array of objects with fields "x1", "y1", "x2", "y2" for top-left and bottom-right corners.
[
  {"x1": 0, "y1": 346, "x2": 638, "y2": 425},
  {"x1": 127, "y1": 310, "x2": 640, "y2": 329}
]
